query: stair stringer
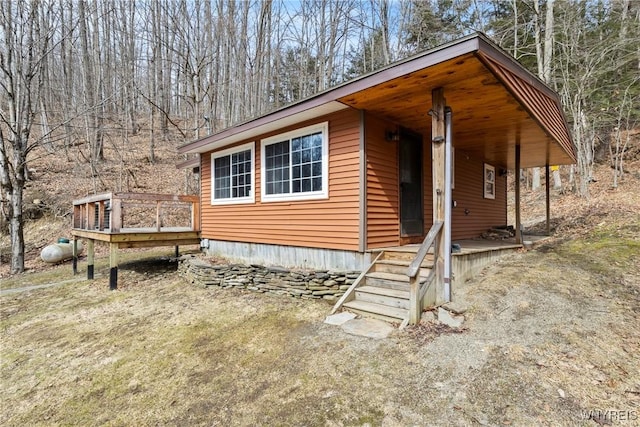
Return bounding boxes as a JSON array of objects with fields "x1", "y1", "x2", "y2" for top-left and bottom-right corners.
[{"x1": 330, "y1": 251, "x2": 384, "y2": 315}]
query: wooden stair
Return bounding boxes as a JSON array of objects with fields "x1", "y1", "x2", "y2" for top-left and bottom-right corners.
[{"x1": 336, "y1": 249, "x2": 433, "y2": 324}]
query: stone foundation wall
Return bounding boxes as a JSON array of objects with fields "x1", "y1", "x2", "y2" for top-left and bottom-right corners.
[{"x1": 178, "y1": 256, "x2": 361, "y2": 303}]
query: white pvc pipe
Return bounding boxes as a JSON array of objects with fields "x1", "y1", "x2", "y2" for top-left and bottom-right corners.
[{"x1": 444, "y1": 107, "x2": 453, "y2": 302}]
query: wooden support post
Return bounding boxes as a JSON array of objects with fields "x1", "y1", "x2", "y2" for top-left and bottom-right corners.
[
  {"x1": 87, "y1": 202, "x2": 95, "y2": 230},
  {"x1": 431, "y1": 87, "x2": 447, "y2": 308},
  {"x1": 191, "y1": 200, "x2": 198, "y2": 231},
  {"x1": 111, "y1": 198, "x2": 122, "y2": 232},
  {"x1": 545, "y1": 164, "x2": 551, "y2": 236},
  {"x1": 409, "y1": 276, "x2": 420, "y2": 325},
  {"x1": 443, "y1": 107, "x2": 453, "y2": 302},
  {"x1": 515, "y1": 144, "x2": 522, "y2": 244},
  {"x1": 73, "y1": 205, "x2": 80, "y2": 228},
  {"x1": 87, "y1": 239, "x2": 95, "y2": 280},
  {"x1": 72, "y1": 237, "x2": 78, "y2": 275},
  {"x1": 109, "y1": 243, "x2": 118, "y2": 290}
]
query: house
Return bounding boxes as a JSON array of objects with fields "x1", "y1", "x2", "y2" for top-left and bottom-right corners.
[{"x1": 178, "y1": 33, "x2": 575, "y2": 324}]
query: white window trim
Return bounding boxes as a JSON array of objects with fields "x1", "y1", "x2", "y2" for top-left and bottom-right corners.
[
  {"x1": 260, "y1": 122, "x2": 329, "y2": 203},
  {"x1": 483, "y1": 163, "x2": 495, "y2": 200},
  {"x1": 211, "y1": 142, "x2": 255, "y2": 205}
]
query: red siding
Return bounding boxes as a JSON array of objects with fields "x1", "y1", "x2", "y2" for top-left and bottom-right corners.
[
  {"x1": 202, "y1": 109, "x2": 505, "y2": 253},
  {"x1": 364, "y1": 116, "x2": 507, "y2": 246},
  {"x1": 200, "y1": 110, "x2": 361, "y2": 251},
  {"x1": 365, "y1": 115, "x2": 400, "y2": 248},
  {"x1": 451, "y1": 150, "x2": 507, "y2": 240}
]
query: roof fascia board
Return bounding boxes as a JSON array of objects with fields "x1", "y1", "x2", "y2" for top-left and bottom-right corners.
[
  {"x1": 476, "y1": 35, "x2": 576, "y2": 161},
  {"x1": 475, "y1": 44, "x2": 576, "y2": 162},
  {"x1": 476, "y1": 35, "x2": 559, "y2": 101},
  {"x1": 182, "y1": 102, "x2": 349, "y2": 154},
  {"x1": 175, "y1": 156, "x2": 200, "y2": 169},
  {"x1": 333, "y1": 37, "x2": 480, "y2": 98}
]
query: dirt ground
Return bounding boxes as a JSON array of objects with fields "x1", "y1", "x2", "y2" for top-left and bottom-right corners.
[{"x1": 1, "y1": 210, "x2": 639, "y2": 426}]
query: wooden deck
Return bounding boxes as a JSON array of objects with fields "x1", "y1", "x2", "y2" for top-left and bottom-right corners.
[{"x1": 71, "y1": 192, "x2": 201, "y2": 289}]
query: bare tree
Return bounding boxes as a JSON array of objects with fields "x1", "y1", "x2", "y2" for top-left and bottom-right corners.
[
  {"x1": 610, "y1": 76, "x2": 639, "y2": 188},
  {"x1": 0, "y1": 0, "x2": 55, "y2": 273},
  {"x1": 530, "y1": 0, "x2": 555, "y2": 192},
  {"x1": 4, "y1": 0, "x2": 640, "y2": 278},
  {"x1": 78, "y1": 0, "x2": 105, "y2": 170},
  {"x1": 57, "y1": 0, "x2": 76, "y2": 158},
  {"x1": 555, "y1": 1, "x2": 640, "y2": 196}
]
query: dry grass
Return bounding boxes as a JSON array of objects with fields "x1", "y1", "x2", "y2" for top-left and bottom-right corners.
[
  {"x1": 1, "y1": 214, "x2": 639, "y2": 425},
  {"x1": 2, "y1": 131, "x2": 639, "y2": 425}
]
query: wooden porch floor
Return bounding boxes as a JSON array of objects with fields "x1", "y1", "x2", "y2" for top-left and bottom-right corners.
[{"x1": 371, "y1": 238, "x2": 525, "y2": 255}]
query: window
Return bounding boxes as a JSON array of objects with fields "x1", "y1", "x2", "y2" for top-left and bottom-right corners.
[
  {"x1": 211, "y1": 142, "x2": 255, "y2": 204},
  {"x1": 261, "y1": 122, "x2": 329, "y2": 202},
  {"x1": 484, "y1": 163, "x2": 495, "y2": 199}
]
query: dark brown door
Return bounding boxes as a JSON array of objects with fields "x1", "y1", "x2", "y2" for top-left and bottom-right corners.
[{"x1": 399, "y1": 130, "x2": 423, "y2": 236}]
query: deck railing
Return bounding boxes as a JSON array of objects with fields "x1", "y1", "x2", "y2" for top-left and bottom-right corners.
[
  {"x1": 72, "y1": 192, "x2": 200, "y2": 233},
  {"x1": 407, "y1": 221, "x2": 443, "y2": 324}
]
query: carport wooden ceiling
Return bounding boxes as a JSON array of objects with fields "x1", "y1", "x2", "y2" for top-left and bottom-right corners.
[{"x1": 337, "y1": 38, "x2": 575, "y2": 170}]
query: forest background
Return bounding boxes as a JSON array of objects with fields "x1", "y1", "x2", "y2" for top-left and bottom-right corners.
[{"x1": 1, "y1": 0, "x2": 639, "y2": 273}]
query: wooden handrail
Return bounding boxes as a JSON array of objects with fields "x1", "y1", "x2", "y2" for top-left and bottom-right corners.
[
  {"x1": 114, "y1": 192, "x2": 199, "y2": 202},
  {"x1": 72, "y1": 192, "x2": 199, "y2": 205},
  {"x1": 73, "y1": 192, "x2": 113, "y2": 206},
  {"x1": 407, "y1": 221, "x2": 443, "y2": 278}
]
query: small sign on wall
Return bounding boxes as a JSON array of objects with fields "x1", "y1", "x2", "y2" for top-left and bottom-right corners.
[{"x1": 484, "y1": 163, "x2": 495, "y2": 199}]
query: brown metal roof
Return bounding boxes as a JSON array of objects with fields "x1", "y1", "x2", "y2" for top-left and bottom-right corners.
[{"x1": 178, "y1": 33, "x2": 575, "y2": 169}]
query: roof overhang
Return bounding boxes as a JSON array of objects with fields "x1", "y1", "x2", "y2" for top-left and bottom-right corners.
[
  {"x1": 179, "y1": 102, "x2": 349, "y2": 154},
  {"x1": 176, "y1": 156, "x2": 200, "y2": 170},
  {"x1": 178, "y1": 33, "x2": 575, "y2": 170}
]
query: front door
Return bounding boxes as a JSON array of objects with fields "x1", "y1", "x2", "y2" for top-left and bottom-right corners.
[{"x1": 399, "y1": 130, "x2": 423, "y2": 236}]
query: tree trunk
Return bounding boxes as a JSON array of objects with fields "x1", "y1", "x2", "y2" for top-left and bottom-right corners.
[
  {"x1": 553, "y1": 168, "x2": 562, "y2": 190},
  {"x1": 531, "y1": 0, "x2": 556, "y2": 192},
  {"x1": 60, "y1": 0, "x2": 74, "y2": 159},
  {"x1": 379, "y1": 0, "x2": 390, "y2": 65},
  {"x1": 542, "y1": 0, "x2": 554, "y2": 84},
  {"x1": 0, "y1": 1, "x2": 51, "y2": 273},
  {"x1": 78, "y1": 0, "x2": 104, "y2": 165},
  {"x1": 39, "y1": 98, "x2": 53, "y2": 153},
  {"x1": 9, "y1": 180, "x2": 25, "y2": 273},
  {"x1": 0, "y1": 128, "x2": 26, "y2": 274},
  {"x1": 532, "y1": 167, "x2": 541, "y2": 191}
]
